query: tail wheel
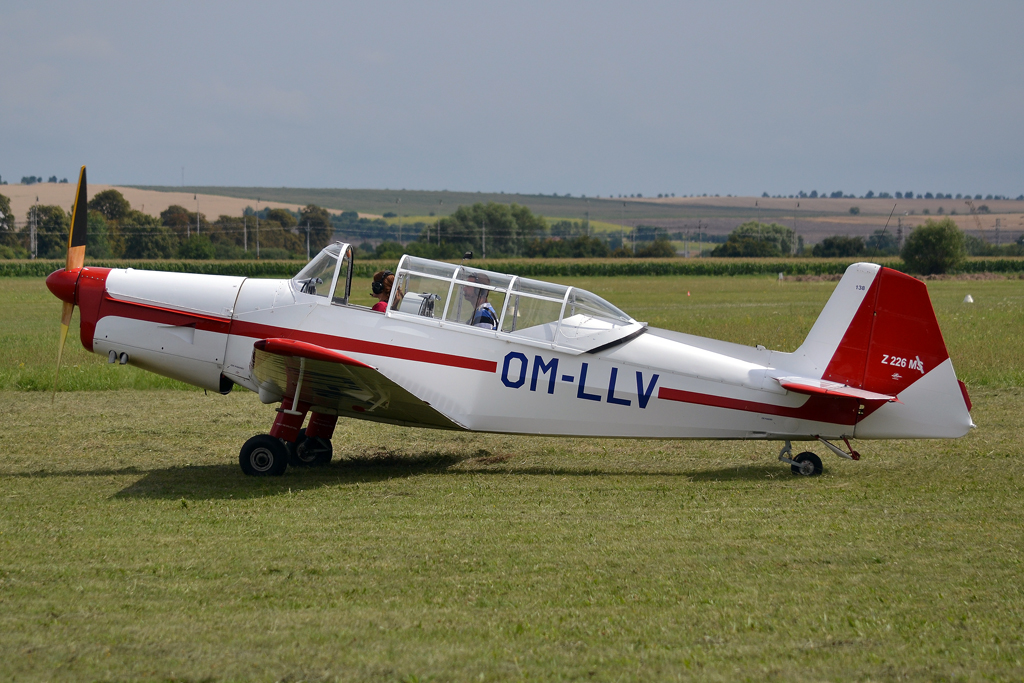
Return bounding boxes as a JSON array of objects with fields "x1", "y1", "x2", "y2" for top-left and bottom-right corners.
[
  {"x1": 791, "y1": 451, "x2": 823, "y2": 477},
  {"x1": 239, "y1": 434, "x2": 289, "y2": 476},
  {"x1": 288, "y1": 433, "x2": 333, "y2": 467}
]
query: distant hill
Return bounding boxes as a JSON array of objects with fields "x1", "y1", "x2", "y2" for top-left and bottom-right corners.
[
  {"x1": 130, "y1": 186, "x2": 791, "y2": 225},
  {"x1": 130, "y1": 185, "x2": 1024, "y2": 243}
]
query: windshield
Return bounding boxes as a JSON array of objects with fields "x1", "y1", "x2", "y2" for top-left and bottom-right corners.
[{"x1": 292, "y1": 243, "x2": 352, "y2": 303}]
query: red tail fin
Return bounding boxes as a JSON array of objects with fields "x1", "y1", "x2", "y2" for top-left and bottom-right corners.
[{"x1": 824, "y1": 267, "x2": 950, "y2": 397}]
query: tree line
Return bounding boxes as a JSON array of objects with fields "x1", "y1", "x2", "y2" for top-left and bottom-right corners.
[
  {"x1": 0, "y1": 189, "x2": 333, "y2": 260},
  {"x1": 351, "y1": 202, "x2": 679, "y2": 261},
  {"x1": 776, "y1": 190, "x2": 1024, "y2": 201},
  {"x1": 708, "y1": 217, "x2": 1023, "y2": 274},
  {"x1": 2, "y1": 189, "x2": 1018, "y2": 271}
]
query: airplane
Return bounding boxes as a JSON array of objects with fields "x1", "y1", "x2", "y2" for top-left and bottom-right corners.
[{"x1": 46, "y1": 168, "x2": 974, "y2": 477}]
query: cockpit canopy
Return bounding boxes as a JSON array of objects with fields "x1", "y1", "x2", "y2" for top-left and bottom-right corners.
[
  {"x1": 389, "y1": 255, "x2": 643, "y2": 354},
  {"x1": 292, "y1": 244, "x2": 644, "y2": 353},
  {"x1": 292, "y1": 242, "x2": 353, "y2": 305}
]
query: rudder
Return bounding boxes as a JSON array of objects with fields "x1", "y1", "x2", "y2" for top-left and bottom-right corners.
[{"x1": 792, "y1": 263, "x2": 972, "y2": 438}]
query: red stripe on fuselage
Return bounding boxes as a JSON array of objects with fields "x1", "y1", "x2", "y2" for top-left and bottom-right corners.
[
  {"x1": 98, "y1": 294, "x2": 498, "y2": 373},
  {"x1": 100, "y1": 296, "x2": 232, "y2": 333},
  {"x1": 230, "y1": 320, "x2": 498, "y2": 373},
  {"x1": 657, "y1": 385, "x2": 885, "y2": 426}
]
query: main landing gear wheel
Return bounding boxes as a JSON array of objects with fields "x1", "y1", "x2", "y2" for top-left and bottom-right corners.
[
  {"x1": 239, "y1": 434, "x2": 289, "y2": 477},
  {"x1": 287, "y1": 433, "x2": 333, "y2": 468},
  {"x1": 791, "y1": 451, "x2": 823, "y2": 477}
]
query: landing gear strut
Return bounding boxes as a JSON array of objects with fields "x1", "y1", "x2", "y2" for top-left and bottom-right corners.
[
  {"x1": 287, "y1": 432, "x2": 333, "y2": 467},
  {"x1": 238, "y1": 396, "x2": 338, "y2": 476},
  {"x1": 777, "y1": 437, "x2": 861, "y2": 477},
  {"x1": 778, "y1": 440, "x2": 824, "y2": 477}
]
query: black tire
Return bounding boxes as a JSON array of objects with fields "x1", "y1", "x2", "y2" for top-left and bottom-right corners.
[
  {"x1": 289, "y1": 433, "x2": 333, "y2": 467},
  {"x1": 791, "y1": 451, "x2": 823, "y2": 477},
  {"x1": 286, "y1": 431, "x2": 308, "y2": 467},
  {"x1": 239, "y1": 434, "x2": 289, "y2": 476}
]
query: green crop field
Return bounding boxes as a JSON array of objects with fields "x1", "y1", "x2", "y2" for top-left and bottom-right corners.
[{"x1": 2, "y1": 275, "x2": 1023, "y2": 681}]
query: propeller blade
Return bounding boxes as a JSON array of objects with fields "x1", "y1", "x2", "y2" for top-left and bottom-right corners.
[
  {"x1": 53, "y1": 166, "x2": 87, "y2": 400},
  {"x1": 66, "y1": 166, "x2": 87, "y2": 271},
  {"x1": 54, "y1": 301, "x2": 75, "y2": 400}
]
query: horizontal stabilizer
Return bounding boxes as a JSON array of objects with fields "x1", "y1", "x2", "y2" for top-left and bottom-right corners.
[{"x1": 773, "y1": 376, "x2": 898, "y2": 403}]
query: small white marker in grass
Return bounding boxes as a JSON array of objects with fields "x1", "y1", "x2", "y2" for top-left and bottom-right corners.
[{"x1": 963, "y1": 294, "x2": 974, "y2": 303}]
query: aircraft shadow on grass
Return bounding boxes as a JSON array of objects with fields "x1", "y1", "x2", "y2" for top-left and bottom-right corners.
[
  {"x1": 100, "y1": 453, "x2": 783, "y2": 501},
  {"x1": 0, "y1": 456, "x2": 784, "y2": 500}
]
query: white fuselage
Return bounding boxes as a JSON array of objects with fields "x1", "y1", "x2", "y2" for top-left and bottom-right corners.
[{"x1": 86, "y1": 267, "x2": 972, "y2": 443}]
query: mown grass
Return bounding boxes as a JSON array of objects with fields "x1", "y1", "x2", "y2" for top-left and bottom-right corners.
[
  {"x1": 1, "y1": 275, "x2": 1022, "y2": 680},
  {"x1": 1, "y1": 388, "x2": 1023, "y2": 681}
]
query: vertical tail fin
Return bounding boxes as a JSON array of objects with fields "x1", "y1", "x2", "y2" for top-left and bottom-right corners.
[{"x1": 792, "y1": 263, "x2": 972, "y2": 438}]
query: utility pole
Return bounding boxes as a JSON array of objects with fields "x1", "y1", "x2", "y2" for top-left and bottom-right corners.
[
  {"x1": 965, "y1": 199, "x2": 985, "y2": 242},
  {"x1": 482, "y1": 218, "x2": 486, "y2": 259},
  {"x1": 621, "y1": 201, "x2": 627, "y2": 253},
  {"x1": 195, "y1": 194, "x2": 200, "y2": 236},
  {"x1": 793, "y1": 201, "x2": 799, "y2": 255},
  {"x1": 243, "y1": 216, "x2": 247, "y2": 252},
  {"x1": 437, "y1": 200, "x2": 442, "y2": 247},
  {"x1": 30, "y1": 200, "x2": 37, "y2": 259},
  {"x1": 256, "y1": 198, "x2": 260, "y2": 259},
  {"x1": 305, "y1": 221, "x2": 310, "y2": 260}
]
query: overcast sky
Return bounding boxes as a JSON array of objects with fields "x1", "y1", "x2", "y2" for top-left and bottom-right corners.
[{"x1": 2, "y1": 1, "x2": 1022, "y2": 197}]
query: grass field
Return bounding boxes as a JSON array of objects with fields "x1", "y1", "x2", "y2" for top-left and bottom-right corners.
[{"x1": 2, "y1": 275, "x2": 1023, "y2": 680}]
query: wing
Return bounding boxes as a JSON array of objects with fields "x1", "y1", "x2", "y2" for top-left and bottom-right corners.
[{"x1": 250, "y1": 338, "x2": 465, "y2": 430}]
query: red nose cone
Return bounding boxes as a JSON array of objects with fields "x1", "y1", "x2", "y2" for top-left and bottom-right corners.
[{"x1": 46, "y1": 268, "x2": 81, "y2": 305}]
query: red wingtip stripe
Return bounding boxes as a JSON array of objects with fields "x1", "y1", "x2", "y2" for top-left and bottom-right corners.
[{"x1": 255, "y1": 338, "x2": 376, "y2": 368}]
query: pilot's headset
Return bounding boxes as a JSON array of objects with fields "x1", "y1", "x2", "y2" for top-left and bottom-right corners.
[{"x1": 372, "y1": 270, "x2": 393, "y2": 296}]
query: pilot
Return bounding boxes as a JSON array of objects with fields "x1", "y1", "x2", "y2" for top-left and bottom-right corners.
[
  {"x1": 370, "y1": 270, "x2": 396, "y2": 312},
  {"x1": 463, "y1": 273, "x2": 498, "y2": 329}
]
